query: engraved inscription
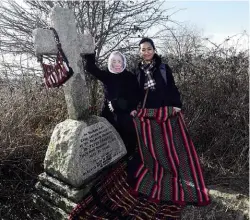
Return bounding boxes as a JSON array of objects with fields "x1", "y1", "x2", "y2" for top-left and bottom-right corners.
[{"x1": 78, "y1": 122, "x2": 123, "y2": 177}]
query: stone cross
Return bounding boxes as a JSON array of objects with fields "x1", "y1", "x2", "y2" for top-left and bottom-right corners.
[
  {"x1": 32, "y1": 7, "x2": 127, "y2": 218},
  {"x1": 33, "y1": 6, "x2": 95, "y2": 120}
]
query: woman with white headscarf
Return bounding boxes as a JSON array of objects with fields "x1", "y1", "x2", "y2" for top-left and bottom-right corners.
[{"x1": 83, "y1": 51, "x2": 139, "y2": 156}]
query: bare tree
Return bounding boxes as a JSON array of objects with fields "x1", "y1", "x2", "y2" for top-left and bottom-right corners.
[
  {"x1": 161, "y1": 25, "x2": 205, "y2": 60},
  {"x1": 0, "y1": 0, "x2": 180, "y2": 64},
  {"x1": 158, "y1": 25, "x2": 205, "y2": 82},
  {"x1": 0, "y1": 0, "x2": 180, "y2": 109}
]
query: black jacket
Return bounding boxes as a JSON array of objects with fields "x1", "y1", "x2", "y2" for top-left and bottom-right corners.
[
  {"x1": 84, "y1": 53, "x2": 139, "y2": 114},
  {"x1": 83, "y1": 53, "x2": 140, "y2": 155},
  {"x1": 136, "y1": 54, "x2": 182, "y2": 109}
]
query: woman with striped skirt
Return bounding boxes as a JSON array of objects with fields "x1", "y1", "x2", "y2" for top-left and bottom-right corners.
[{"x1": 127, "y1": 37, "x2": 210, "y2": 217}]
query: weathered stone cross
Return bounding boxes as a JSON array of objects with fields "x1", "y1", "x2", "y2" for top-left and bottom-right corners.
[
  {"x1": 33, "y1": 6, "x2": 95, "y2": 120},
  {"x1": 32, "y1": 8, "x2": 127, "y2": 216}
]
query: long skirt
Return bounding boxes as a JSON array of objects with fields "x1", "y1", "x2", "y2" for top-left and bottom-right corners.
[{"x1": 69, "y1": 107, "x2": 210, "y2": 219}]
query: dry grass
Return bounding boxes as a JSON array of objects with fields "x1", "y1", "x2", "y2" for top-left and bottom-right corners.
[{"x1": 0, "y1": 83, "x2": 67, "y2": 219}]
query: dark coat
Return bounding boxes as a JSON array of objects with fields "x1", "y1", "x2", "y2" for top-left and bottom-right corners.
[
  {"x1": 84, "y1": 53, "x2": 140, "y2": 155},
  {"x1": 136, "y1": 54, "x2": 182, "y2": 109}
]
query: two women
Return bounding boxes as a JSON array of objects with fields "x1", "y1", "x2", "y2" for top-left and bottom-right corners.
[{"x1": 71, "y1": 38, "x2": 210, "y2": 220}]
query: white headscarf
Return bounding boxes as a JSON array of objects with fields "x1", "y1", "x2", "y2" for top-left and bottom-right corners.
[{"x1": 108, "y1": 51, "x2": 126, "y2": 74}]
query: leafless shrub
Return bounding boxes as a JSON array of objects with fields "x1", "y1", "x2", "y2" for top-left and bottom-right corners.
[{"x1": 165, "y1": 33, "x2": 249, "y2": 177}]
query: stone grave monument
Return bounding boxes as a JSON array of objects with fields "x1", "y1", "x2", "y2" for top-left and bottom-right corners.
[{"x1": 32, "y1": 6, "x2": 127, "y2": 219}]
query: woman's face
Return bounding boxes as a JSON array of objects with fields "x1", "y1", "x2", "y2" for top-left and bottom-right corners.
[
  {"x1": 111, "y1": 55, "x2": 123, "y2": 72},
  {"x1": 140, "y1": 42, "x2": 155, "y2": 61}
]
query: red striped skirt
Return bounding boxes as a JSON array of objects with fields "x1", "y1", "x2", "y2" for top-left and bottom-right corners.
[{"x1": 128, "y1": 107, "x2": 210, "y2": 206}]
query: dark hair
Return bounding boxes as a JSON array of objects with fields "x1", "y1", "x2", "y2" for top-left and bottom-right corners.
[{"x1": 139, "y1": 37, "x2": 156, "y2": 50}]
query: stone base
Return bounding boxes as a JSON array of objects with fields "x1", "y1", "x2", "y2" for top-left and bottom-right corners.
[
  {"x1": 38, "y1": 172, "x2": 93, "y2": 203},
  {"x1": 33, "y1": 194, "x2": 68, "y2": 220},
  {"x1": 33, "y1": 173, "x2": 80, "y2": 219},
  {"x1": 35, "y1": 181, "x2": 76, "y2": 213},
  {"x1": 33, "y1": 166, "x2": 116, "y2": 219}
]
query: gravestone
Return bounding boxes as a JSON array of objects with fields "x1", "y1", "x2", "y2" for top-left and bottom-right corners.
[
  {"x1": 32, "y1": 6, "x2": 127, "y2": 219},
  {"x1": 44, "y1": 116, "x2": 126, "y2": 188}
]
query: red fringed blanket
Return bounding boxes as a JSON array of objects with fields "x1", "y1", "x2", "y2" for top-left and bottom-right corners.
[{"x1": 128, "y1": 107, "x2": 210, "y2": 206}]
